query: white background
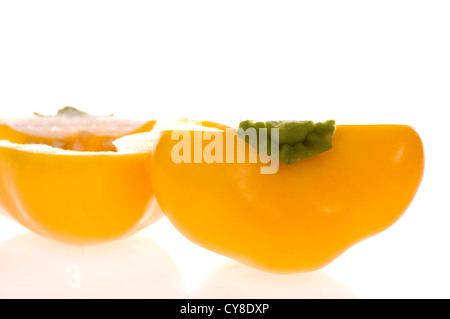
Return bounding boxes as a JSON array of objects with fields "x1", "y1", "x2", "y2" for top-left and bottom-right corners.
[{"x1": 0, "y1": 1, "x2": 449, "y2": 298}]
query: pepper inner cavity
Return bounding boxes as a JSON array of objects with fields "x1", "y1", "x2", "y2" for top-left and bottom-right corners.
[{"x1": 24, "y1": 132, "x2": 118, "y2": 152}]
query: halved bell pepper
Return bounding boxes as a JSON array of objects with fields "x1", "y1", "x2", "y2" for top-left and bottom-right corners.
[
  {"x1": 0, "y1": 108, "x2": 161, "y2": 244},
  {"x1": 150, "y1": 121, "x2": 424, "y2": 272}
]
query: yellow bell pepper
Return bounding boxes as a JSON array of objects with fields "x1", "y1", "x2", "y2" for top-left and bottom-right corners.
[
  {"x1": 0, "y1": 108, "x2": 161, "y2": 244},
  {"x1": 150, "y1": 121, "x2": 424, "y2": 272}
]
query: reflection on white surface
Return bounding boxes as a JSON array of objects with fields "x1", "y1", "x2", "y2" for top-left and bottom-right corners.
[
  {"x1": 0, "y1": 233, "x2": 185, "y2": 298},
  {"x1": 190, "y1": 261, "x2": 357, "y2": 299}
]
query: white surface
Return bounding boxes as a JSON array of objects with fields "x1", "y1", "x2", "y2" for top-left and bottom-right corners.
[{"x1": 0, "y1": 1, "x2": 449, "y2": 298}]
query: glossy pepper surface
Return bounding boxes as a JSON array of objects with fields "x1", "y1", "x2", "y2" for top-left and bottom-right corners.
[{"x1": 150, "y1": 123, "x2": 424, "y2": 272}]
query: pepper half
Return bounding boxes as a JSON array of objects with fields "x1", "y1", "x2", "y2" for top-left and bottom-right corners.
[
  {"x1": 150, "y1": 121, "x2": 425, "y2": 272},
  {"x1": 0, "y1": 108, "x2": 161, "y2": 244}
]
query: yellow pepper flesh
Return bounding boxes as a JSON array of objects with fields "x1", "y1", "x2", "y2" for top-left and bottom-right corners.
[
  {"x1": 0, "y1": 119, "x2": 161, "y2": 244},
  {"x1": 150, "y1": 124, "x2": 424, "y2": 272}
]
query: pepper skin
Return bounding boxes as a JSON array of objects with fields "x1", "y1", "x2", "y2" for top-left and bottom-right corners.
[
  {"x1": 150, "y1": 124, "x2": 424, "y2": 272},
  {"x1": 0, "y1": 115, "x2": 161, "y2": 245}
]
